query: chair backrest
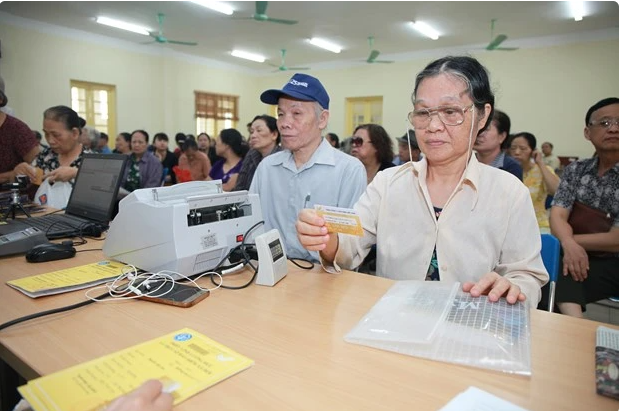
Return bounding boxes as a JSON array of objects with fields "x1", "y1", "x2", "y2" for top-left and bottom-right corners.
[
  {"x1": 540, "y1": 233, "x2": 560, "y2": 283},
  {"x1": 161, "y1": 167, "x2": 169, "y2": 187}
]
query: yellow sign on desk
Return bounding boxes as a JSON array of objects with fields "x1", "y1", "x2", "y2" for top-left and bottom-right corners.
[
  {"x1": 18, "y1": 327, "x2": 254, "y2": 411},
  {"x1": 6, "y1": 260, "x2": 127, "y2": 298}
]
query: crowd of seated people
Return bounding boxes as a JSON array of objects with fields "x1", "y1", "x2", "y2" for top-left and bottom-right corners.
[{"x1": 2, "y1": 66, "x2": 615, "y2": 323}]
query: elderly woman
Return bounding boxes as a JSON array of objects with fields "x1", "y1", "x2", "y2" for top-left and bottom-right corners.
[
  {"x1": 119, "y1": 130, "x2": 162, "y2": 196},
  {"x1": 177, "y1": 138, "x2": 212, "y2": 181},
  {"x1": 34, "y1": 105, "x2": 92, "y2": 184},
  {"x1": 350, "y1": 124, "x2": 395, "y2": 184},
  {"x1": 509, "y1": 132, "x2": 559, "y2": 232},
  {"x1": 234, "y1": 115, "x2": 281, "y2": 191},
  {"x1": 296, "y1": 56, "x2": 548, "y2": 308},
  {"x1": 114, "y1": 132, "x2": 132, "y2": 155}
]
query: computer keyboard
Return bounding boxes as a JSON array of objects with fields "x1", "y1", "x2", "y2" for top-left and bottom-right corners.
[{"x1": 20, "y1": 215, "x2": 85, "y2": 238}]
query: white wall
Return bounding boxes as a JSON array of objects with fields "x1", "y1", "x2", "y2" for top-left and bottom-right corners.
[
  {"x1": 303, "y1": 41, "x2": 619, "y2": 158},
  {"x1": 0, "y1": 22, "x2": 265, "y2": 144},
  {"x1": 1, "y1": 18, "x2": 617, "y2": 157}
]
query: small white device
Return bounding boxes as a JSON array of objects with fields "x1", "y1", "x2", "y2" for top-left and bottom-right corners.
[{"x1": 255, "y1": 229, "x2": 288, "y2": 286}]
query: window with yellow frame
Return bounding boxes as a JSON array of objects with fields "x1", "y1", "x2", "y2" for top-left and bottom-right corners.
[
  {"x1": 345, "y1": 96, "x2": 383, "y2": 135},
  {"x1": 195, "y1": 91, "x2": 239, "y2": 138},
  {"x1": 70, "y1": 80, "x2": 116, "y2": 146}
]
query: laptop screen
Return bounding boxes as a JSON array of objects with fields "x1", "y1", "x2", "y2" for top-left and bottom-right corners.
[{"x1": 64, "y1": 153, "x2": 128, "y2": 223}]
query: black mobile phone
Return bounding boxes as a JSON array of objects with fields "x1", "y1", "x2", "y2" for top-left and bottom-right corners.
[{"x1": 130, "y1": 279, "x2": 210, "y2": 308}]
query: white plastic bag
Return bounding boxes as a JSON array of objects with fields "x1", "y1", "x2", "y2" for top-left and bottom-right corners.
[
  {"x1": 344, "y1": 281, "x2": 532, "y2": 376},
  {"x1": 34, "y1": 179, "x2": 73, "y2": 209}
]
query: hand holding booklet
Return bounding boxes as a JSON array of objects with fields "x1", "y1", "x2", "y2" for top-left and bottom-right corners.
[{"x1": 18, "y1": 328, "x2": 254, "y2": 411}]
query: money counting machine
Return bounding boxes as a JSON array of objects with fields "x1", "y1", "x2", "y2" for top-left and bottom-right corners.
[{"x1": 103, "y1": 181, "x2": 263, "y2": 276}]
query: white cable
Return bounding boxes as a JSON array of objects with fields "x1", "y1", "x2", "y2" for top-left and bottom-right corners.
[
  {"x1": 222, "y1": 263, "x2": 244, "y2": 276},
  {"x1": 464, "y1": 105, "x2": 476, "y2": 172},
  {"x1": 84, "y1": 265, "x2": 224, "y2": 302}
]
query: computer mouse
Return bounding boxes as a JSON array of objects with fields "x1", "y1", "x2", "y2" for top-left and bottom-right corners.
[{"x1": 25, "y1": 242, "x2": 76, "y2": 263}]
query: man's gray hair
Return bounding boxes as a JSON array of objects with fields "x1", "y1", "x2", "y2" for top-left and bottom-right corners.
[
  {"x1": 314, "y1": 102, "x2": 329, "y2": 130},
  {"x1": 83, "y1": 126, "x2": 101, "y2": 150}
]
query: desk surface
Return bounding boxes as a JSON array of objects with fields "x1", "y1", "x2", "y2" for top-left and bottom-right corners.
[{"x1": 0, "y1": 248, "x2": 618, "y2": 411}]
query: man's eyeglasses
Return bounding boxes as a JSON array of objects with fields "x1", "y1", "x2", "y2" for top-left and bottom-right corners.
[
  {"x1": 408, "y1": 104, "x2": 474, "y2": 129},
  {"x1": 351, "y1": 137, "x2": 367, "y2": 147},
  {"x1": 589, "y1": 118, "x2": 619, "y2": 129}
]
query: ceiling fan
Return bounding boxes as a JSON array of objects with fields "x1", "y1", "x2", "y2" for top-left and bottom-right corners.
[
  {"x1": 365, "y1": 36, "x2": 394, "y2": 63},
  {"x1": 234, "y1": 1, "x2": 298, "y2": 25},
  {"x1": 268, "y1": 49, "x2": 309, "y2": 72},
  {"x1": 145, "y1": 13, "x2": 198, "y2": 46},
  {"x1": 485, "y1": 19, "x2": 518, "y2": 51}
]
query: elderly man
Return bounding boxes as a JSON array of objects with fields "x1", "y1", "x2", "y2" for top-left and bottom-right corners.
[
  {"x1": 550, "y1": 97, "x2": 619, "y2": 318},
  {"x1": 393, "y1": 130, "x2": 422, "y2": 165},
  {"x1": 250, "y1": 73, "x2": 366, "y2": 262},
  {"x1": 80, "y1": 126, "x2": 101, "y2": 152}
]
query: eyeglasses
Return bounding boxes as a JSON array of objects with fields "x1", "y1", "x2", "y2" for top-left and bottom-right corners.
[
  {"x1": 351, "y1": 137, "x2": 367, "y2": 147},
  {"x1": 589, "y1": 118, "x2": 619, "y2": 129},
  {"x1": 407, "y1": 104, "x2": 474, "y2": 129}
]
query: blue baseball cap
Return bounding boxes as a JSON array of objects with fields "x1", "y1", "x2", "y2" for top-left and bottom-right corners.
[{"x1": 260, "y1": 73, "x2": 330, "y2": 110}]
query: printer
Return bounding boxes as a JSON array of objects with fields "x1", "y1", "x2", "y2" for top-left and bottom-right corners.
[{"x1": 103, "y1": 181, "x2": 264, "y2": 276}]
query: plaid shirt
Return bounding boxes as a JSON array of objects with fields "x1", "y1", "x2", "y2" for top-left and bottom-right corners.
[
  {"x1": 552, "y1": 156, "x2": 619, "y2": 226},
  {"x1": 234, "y1": 145, "x2": 282, "y2": 191}
]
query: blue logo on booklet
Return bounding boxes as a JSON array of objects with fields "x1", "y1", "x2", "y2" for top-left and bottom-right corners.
[{"x1": 174, "y1": 332, "x2": 193, "y2": 342}]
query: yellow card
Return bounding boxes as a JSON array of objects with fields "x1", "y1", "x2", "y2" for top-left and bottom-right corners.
[
  {"x1": 18, "y1": 328, "x2": 254, "y2": 411},
  {"x1": 32, "y1": 167, "x2": 44, "y2": 185},
  {"x1": 315, "y1": 205, "x2": 364, "y2": 237}
]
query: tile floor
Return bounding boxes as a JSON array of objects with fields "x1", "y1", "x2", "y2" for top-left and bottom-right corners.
[{"x1": 585, "y1": 299, "x2": 619, "y2": 325}]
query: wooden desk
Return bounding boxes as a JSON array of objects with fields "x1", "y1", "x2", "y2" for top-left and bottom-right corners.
[{"x1": 0, "y1": 249, "x2": 617, "y2": 411}]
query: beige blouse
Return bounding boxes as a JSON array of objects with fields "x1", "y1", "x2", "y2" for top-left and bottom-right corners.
[{"x1": 327, "y1": 155, "x2": 549, "y2": 309}]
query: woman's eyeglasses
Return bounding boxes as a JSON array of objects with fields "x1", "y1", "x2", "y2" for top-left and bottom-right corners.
[
  {"x1": 408, "y1": 104, "x2": 474, "y2": 129},
  {"x1": 351, "y1": 137, "x2": 366, "y2": 147}
]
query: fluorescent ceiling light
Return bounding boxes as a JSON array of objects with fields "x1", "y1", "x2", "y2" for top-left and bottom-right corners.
[
  {"x1": 190, "y1": 1, "x2": 234, "y2": 15},
  {"x1": 308, "y1": 38, "x2": 342, "y2": 54},
  {"x1": 231, "y1": 50, "x2": 265, "y2": 63},
  {"x1": 410, "y1": 21, "x2": 440, "y2": 40},
  {"x1": 95, "y1": 17, "x2": 150, "y2": 36},
  {"x1": 570, "y1": 1, "x2": 584, "y2": 21}
]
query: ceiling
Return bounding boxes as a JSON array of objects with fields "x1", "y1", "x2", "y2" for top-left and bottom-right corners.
[{"x1": 1, "y1": 1, "x2": 618, "y2": 73}]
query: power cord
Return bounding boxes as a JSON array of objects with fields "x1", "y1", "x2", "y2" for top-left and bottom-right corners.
[
  {"x1": 208, "y1": 220, "x2": 264, "y2": 290},
  {"x1": 0, "y1": 290, "x2": 111, "y2": 332},
  {"x1": 0, "y1": 222, "x2": 313, "y2": 330},
  {"x1": 289, "y1": 258, "x2": 314, "y2": 270}
]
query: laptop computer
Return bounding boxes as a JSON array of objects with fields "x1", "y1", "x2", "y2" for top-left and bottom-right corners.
[{"x1": 0, "y1": 153, "x2": 128, "y2": 241}]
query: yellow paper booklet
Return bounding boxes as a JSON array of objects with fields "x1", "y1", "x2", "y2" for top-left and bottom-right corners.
[
  {"x1": 18, "y1": 328, "x2": 254, "y2": 411},
  {"x1": 6, "y1": 260, "x2": 128, "y2": 298}
]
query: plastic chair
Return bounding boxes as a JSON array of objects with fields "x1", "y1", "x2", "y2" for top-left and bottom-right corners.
[
  {"x1": 161, "y1": 167, "x2": 169, "y2": 186},
  {"x1": 540, "y1": 233, "x2": 561, "y2": 312}
]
